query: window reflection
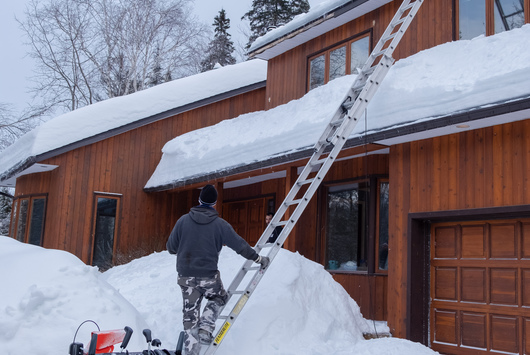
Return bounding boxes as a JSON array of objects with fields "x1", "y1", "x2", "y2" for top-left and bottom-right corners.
[
  {"x1": 329, "y1": 46, "x2": 346, "y2": 81},
  {"x1": 459, "y1": 0, "x2": 486, "y2": 39},
  {"x1": 494, "y1": 0, "x2": 525, "y2": 34},
  {"x1": 309, "y1": 54, "x2": 325, "y2": 90}
]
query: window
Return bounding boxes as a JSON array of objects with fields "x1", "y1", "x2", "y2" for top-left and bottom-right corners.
[
  {"x1": 9, "y1": 195, "x2": 47, "y2": 245},
  {"x1": 377, "y1": 181, "x2": 389, "y2": 271},
  {"x1": 308, "y1": 33, "x2": 371, "y2": 91},
  {"x1": 91, "y1": 194, "x2": 121, "y2": 271},
  {"x1": 326, "y1": 182, "x2": 369, "y2": 272},
  {"x1": 323, "y1": 177, "x2": 389, "y2": 273},
  {"x1": 458, "y1": 0, "x2": 526, "y2": 39}
]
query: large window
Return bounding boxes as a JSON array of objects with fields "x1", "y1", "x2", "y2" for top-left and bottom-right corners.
[
  {"x1": 458, "y1": 0, "x2": 526, "y2": 39},
  {"x1": 308, "y1": 34, "x2": 370, "y2": 91},
  {"x1": 9, "y1": 195, "x2": 47, "y2": 246},
  {"x1": 91, "y1": 194, "x2": 121, "y2": 271},
  {"x1": 324, "y1": 177, "x2": 389, "y2": 273}
]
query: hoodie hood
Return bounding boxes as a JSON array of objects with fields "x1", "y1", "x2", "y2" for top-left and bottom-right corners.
[{"x1": 189, "y1": 206, "x2": 219, "y2": 225}]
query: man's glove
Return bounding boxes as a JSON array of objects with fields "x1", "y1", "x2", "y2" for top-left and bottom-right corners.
[{"x1": 254, "y1": 255, "x2": 270, "y2": 269}]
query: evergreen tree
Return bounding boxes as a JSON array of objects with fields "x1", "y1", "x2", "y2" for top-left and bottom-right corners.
[
  {"x1": 0, "y1": 188, "x2": 13, "y2": 236},
  {"x1": 201, "y1": 9, "x2": 237, "y2": 72},
  {"x1": 242, "y1": 0, "x2": 310, "y2": 50},
  {"x1": 147, "y1": 47, "x2": 165, "y2": 88}
]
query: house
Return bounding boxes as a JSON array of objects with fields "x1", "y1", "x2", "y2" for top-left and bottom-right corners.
[{"x1": 3, "y1": 1, "x2": 530, "y2": 354}]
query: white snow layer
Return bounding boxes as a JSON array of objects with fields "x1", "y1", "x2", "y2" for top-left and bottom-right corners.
[
  {"x1": 0, "y1": 236, "x2": 439, "y2": 354},
  {"x1": 0, "y1": 59, "x2": 267, "y2": 179},
  {"x1": 145, "y1": 25, "x2": 530, "y2": 189},
  {"x1": 248, "y1": 0, "x2": 390, "y2": 53}
]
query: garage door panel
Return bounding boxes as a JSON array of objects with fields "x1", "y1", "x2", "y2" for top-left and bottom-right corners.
[
  {"x1": 490, "y1": 315, "x2": 519, "y2": 353},
  {"x1": 435, "y1": 226, "x2": 458, "y2": 258},
  {"x1": 461, "y1": 312, "x2": 487, "y2": 349},
  {"x1": 522, "y1": 223, "x2": 530, "y2": 259},
  {"x1": 462, "y1": 225, "x2": 486, "y2": 259},
  {"x1": 490, "y1": 224, "x2": 517, "y2": 259},
  {"x1": 435, "y1": 267, "x2": 458, "y2": 300},
  {"x1": 490, "y1": 268, "x2": 517, "y2": 305},
  {"x1": 523, "y1": 269, "x2": 530, "y2": 307},
  {"x1": 461, "y1": 268, "x2": 486, "y2": 303},
  {"x1": 434, "y1": 309, "x2": 458, "y2": 345}
]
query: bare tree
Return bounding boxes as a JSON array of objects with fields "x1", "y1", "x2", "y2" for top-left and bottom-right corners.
[
  {"x1": 0, "y1": 102, "x2": 43, "y2": 150},
  {"x1": 19, "y1": 0, "x2": 209, "y2": 113}
]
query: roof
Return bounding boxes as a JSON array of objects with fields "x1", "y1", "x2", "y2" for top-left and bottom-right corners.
[
  {"x1": 145, "y1": 25, "x2": 530, "y2": 192},
  {"x1": 0, "y1": 59, "x2": 268, "y2": 187},
  {"x1": 248, "y1": 0, "x2": 392, "y2": 60}
]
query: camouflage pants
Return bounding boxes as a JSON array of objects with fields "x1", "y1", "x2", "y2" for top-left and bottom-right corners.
[{"x1": 177, "y1": 271, "x2": 228, "y2": 355}]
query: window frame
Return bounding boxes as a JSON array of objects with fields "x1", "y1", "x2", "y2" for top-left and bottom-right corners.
[
  {"x1": 8, "y1": 194, "x2": 48, "y2": 246},
  {"x1": 318, "y1": 175, "x2": 389, "y2": 275},
  {"x1": 307, "y1": 30, "x2": 372, "y2": 92},
  {"x1": 455, "y1": 0, "x2": 528, "y2": 39},
  {"x1": 90, "y1": 192, "x2": 122, "y2": 270}
]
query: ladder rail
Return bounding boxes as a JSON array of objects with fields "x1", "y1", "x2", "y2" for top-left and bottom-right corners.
[{"x1": 201, "y1": 1, "x2": 424, "y2": 353}]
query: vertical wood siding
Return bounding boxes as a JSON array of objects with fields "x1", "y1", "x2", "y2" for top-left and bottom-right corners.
[
  {"x1": 14, "y1": 88, "x2": 266, "y2": 265},
  {"x1": 389, "y1": 118, "x2": 530, "y2": 338}
]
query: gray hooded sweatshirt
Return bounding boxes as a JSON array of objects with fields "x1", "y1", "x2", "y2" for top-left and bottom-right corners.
[{"x1": 167, "y1": 206, "x2": 259, "y2": 277}]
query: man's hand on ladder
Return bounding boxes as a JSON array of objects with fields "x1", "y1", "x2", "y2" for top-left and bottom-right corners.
[{"x1": 254, "y1": 255, "x2": 270, "y2": 269}]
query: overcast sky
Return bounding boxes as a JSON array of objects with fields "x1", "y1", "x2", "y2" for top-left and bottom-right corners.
[{"x1": 0, "y1": 0, "x2": 326, "y2": 113}]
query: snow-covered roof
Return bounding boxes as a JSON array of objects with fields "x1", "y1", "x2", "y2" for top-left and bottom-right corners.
[
  {"x1": 248, "y1": 0, "x2": 392, "y2": 60},
  {"x1": 0, "y1": 59, "x2": 268, "y2": 187},
  {"x1": 145, "y1": 25, "x2": 530, "y2": 192}
]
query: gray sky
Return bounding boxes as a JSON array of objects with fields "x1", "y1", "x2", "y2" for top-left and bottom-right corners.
[{"x1": 0, "y1": 0, "x2": 325, "y2": 113}]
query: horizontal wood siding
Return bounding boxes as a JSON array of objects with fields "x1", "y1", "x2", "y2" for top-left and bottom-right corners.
[
  {"x1": 265, "y1": 0, "x2": 454, "y2": 109},
  {"x1": 14, "y1": 87, "x2": 266, "y2": 265},
  {"x1": 389, "y1": 118, "x2": 530, "y2": 338}
]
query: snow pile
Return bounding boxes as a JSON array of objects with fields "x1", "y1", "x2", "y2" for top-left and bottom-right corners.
[
  {"x1": 0, "y1": 59, "x2": 267, "y2": 180},
  {"x1": 0, "y1": 236, "x2": 439, "y2": 354},
  {"x1": 0, "y1": 236, "x2": 148, "y2": 354},
  {"x1": 147, "y1": 25, "x2": 530, "y2": 189}
]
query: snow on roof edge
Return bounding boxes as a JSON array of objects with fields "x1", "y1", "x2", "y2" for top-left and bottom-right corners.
[{"x1": 0, "y1": 59, "x2": 268, "y2": 183}]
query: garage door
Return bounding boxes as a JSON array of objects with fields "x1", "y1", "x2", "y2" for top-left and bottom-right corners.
[{"x1": 431, "y1": 219, "x2": 530, "y2": 354}]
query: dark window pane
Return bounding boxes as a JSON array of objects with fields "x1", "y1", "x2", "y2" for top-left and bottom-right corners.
[
  {"x1": 494, "y1": 0, "x2": 525, "y2": 33},
  {"x1": 350, "y1": 36, "x2": 370, "y2": 74},
  {"x1": 329, "y1": 46, "x2": 346, "y2": 81},
  {"x1": 92, "y1": 197, "x2": 118, "y2": 271},
  {"x1": 326, "y1": 182, "x2": 369, "y2": 271},
  {"x1": 378, "y1": 182, "x2": 389, "y2": 270},
  {"x1": 459, "y1": 0, "x2": 486, "y2": 39},
  {"x1": 28, "y1": 198, "x2": 46, "y2": 246},
  {"x1": 309, "y1": 54, "x2": 325, "y2": 90},
  {"x1": 9, "y1": 201, "x2": 18, "y2": 239},
  {"x1": 16, "y1": 199, "x2": 29, "y2": 242}
]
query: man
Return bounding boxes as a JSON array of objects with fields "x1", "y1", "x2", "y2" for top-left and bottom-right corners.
[
  {"x1": 265, "y1": 212, "x2": 283, "y2": 244},
  {"x1": 167, "y1": 184, "x2": 269, "y2": 355}
]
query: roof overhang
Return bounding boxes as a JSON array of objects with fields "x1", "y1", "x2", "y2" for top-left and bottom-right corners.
[
  {"x1": 145, "y1": 96, "x2": 530, "y2": 193},
  {"x1": 0, "y1": 163, "x2": 58, "y2": 187},
  {"x1": 248, "y1": 0, "x2": 392, "y2": 60}
]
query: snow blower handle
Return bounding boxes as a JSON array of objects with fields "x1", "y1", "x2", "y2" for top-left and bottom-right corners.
[{"x1": 121, "y1": 326, "x2": 133, "y2": 350}]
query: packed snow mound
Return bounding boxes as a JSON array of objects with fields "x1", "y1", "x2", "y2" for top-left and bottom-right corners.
[
  {"x1": 0, "y1": 236, "x2": 148, "y2": 355},
  {"x1": 0, "y1": 236, "x2": 438, "y2": 354}
]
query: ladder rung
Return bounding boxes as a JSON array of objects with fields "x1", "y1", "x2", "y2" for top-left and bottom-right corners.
[
  {"x1": 284, "y1": 198, "x2": 303, "y2": 206},
  {"x1": 297, "y1": 178, "x2": 315, "y2": 186},
  {"x1": 401, "y1": 1, "x2": 417, "y2": 12},
  {"x1": 310, "y1": 157, "x2": 327, "y2": 166},
  {"x1": 217, "y1": 315, "x2": 229, "y2": 320},
  {"x1": 229, "y1": 290, "x2": 246, "y2": 295},
  {"x1": 274, "y1": 221, "x2": 289, "y2": 226},
  {"x1": 381, "y1": 31, "x2": 398, "y2": 43},
  {"x1": 330, "y1": 118, "x2": 344, "y2": 127},
  {"x1": 371, "y1": 49, "x2": 386, "y2": 58}
]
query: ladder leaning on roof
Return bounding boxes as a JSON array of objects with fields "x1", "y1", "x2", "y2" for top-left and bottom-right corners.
[{"x1": 200, "y1": 1, "x2": 424, "y2": 354}]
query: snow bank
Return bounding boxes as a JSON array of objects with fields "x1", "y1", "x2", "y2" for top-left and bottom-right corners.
[
  {"x1": 0, "y1": 236, "x2": 148, "y2": 354},
  {"x1": 0, "y1": 235, "x2": 438, "y2": 354},
  {"x1": 147, "y1": 25, "x2": 530, "y2": 189}
]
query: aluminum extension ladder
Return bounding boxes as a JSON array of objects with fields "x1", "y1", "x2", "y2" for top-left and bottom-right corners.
[{"x1": 201, "y1": 1, "x2": 424, "y2": 353}]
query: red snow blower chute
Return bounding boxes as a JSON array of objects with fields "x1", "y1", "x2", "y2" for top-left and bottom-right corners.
[{"x1": 69, "y1": 320, "x2": 184, "y2": 355}]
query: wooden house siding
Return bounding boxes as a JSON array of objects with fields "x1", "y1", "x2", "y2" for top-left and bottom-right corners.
[
  {"x1": 13, "y1": 87, "x2": 266, "y2": 265},
  {"x1": 265, "y1": 0, "x2": 454, "y2": 109},
  {"x1": 389, "y1": 117, "x2": 530, "y2": 339}
]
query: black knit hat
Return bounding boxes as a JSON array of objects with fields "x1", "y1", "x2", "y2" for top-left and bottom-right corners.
[{"x1": 199, "y1": 184, "x2": 218, "y2": 205}]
